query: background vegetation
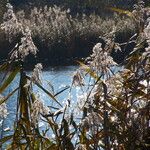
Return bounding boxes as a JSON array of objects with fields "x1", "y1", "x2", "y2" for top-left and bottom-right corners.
[{"x1": 0, "y1": 0, "x2": 139, "y2": 66}]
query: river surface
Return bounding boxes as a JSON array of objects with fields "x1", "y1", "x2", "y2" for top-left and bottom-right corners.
[
  {"x1": 1, "y1": 65, "x2": 121, "y2": 149},
  {"x1": 1, "y1": 66, "x2": 79, "y2": 140}
]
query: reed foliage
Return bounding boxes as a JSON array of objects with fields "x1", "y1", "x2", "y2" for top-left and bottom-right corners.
[
  {"x1": 0, "y1": 1, "x2": 150, "y2": 150},
  {"x1": 0, "y1": 5, "x2": 135, "y2": 63}
]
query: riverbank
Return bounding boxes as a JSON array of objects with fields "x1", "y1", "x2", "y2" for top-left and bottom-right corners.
[{"x1": 0, "y1": 5, "x2": 136, "y2": 66}]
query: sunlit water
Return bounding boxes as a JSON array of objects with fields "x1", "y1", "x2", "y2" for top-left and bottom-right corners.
[
  {"x1": 1, "y1": 65, "x2": 120, "y2": 148},
  {"x1": 1, "y1": 66, "x2": 79, "y2": 140}
]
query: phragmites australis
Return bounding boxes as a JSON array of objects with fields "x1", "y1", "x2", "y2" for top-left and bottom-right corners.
[
  {"x1": 87, "y1": 43, "x2": 117, "y2": 75},
  {"x1": 1, "y1": 3, "x2": 23, "y2": 41},
  {"x1": 31, "y1": 63, "x2": 43, "y2": 84},
  {"x1": 0, "y1": 95, "x2": 8, "y2": 120},
  {"x1": 72, "y1": 71, "x2": 84, "y2": 86},
  {"x1": 75, "y1": 144, "x2": 86, "y2": 150},
  {"x1": 10, "y1": 27, "x2": 38, "y2": 60},
  {"x1": 144, "y1": 19, "x2": 150, "y2": 52},
  {"x1": 81, "y1": 111, "x2": 102, "y2": 129},
  {"x1": 31, "y1": 97, "x2": 50, "y2": 126},
  {"x1": 1, "y1": 3, "x2": 38, "y2": 61}
]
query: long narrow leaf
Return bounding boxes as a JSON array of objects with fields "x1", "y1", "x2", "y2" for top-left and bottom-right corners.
[
  {"x1": 0, "y1": 67, "x2": 20, "y2": 93},
  {"x1": 0, "y1": 135, "x2": 13, "y2": 145},
  {"x1": 109, "y1": 7, "x2": 133, "y2": 17},
  {"x1": 77, "y1": 61, "x2": 99, "y2": 80},
  {"x1": 0, "y1": 62, "x2": 9, "y2": 72},
  {"x1": 26, "y1": 76, "x2": 62, "y2": 107},
  {"x1": 54, "y1": 86, "x2": 70, "y2": 97},
  {"x1": 0, "y1": 62, "x2": 10, "y2": 83},
  {"x1": 0, "y1": 87, "x2": 19, "y2": 105}
]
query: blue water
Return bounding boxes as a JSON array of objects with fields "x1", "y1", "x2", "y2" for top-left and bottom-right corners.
[
  {"x1": 0, "y1": 65, "x2": 121, "y2": 149},
  {"x1": 1, "y1": 66, "x2": 79, "y2": 140}
]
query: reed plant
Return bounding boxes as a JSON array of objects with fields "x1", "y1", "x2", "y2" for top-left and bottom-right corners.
[
  {"x1": 17, "y1": 6, "x2": 135, "y2": 44},
  {"x1": 0, "y1": 1, "x2": 150, "y2": 149},
  {"x1": 14, "y1": 5, "x2": 136, "y2": 63},
  {"x1": 0, "y1": 4, "x2": 136, "y2": 62}
]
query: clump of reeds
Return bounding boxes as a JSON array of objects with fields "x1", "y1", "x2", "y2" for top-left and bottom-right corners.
[
  {"x1": 17, "y1": 6, "x2": 135, "y2": 45},
  {"x1": 0, "y1": 1, "x2": 150, "y2": 149}
]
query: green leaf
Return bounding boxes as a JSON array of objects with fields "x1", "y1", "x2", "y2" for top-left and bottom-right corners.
[
  {"x1": 0, "y1": 135, "x2": 13, "y2": 145},
  {"x1": 0, "y1": 62, "x2": 9, "y2": 72},
  {"x1": 109, "y1": 7, "x2": 133, "y2": 17},
  {"x1": 0, "y1": 67, "x2": 20, "y2": 93},
  {"x1": 54, "y1": 86, "x2": 70, "y2": 97},
  {"x1": 80, "y1": 128, "x2": 87, "y2": 145},
  {"x1": 47, "y1": 144, "x2": 58, "y2": 150},
  {"x1": 77, "y1": 61, "x2": 99, "y2": 80},
  {"x1": 0, "y1": 87, "x2": 19, "y2": 105},
  {"x1": 36, "y1": 83, "x2": 62, "y2": 107},
  {"x1": 19, "y1": 72, "x2": 31, "y2": 126},
  {"x1": 26, "y1": 75, "x2": 62, "y2": 107}
]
